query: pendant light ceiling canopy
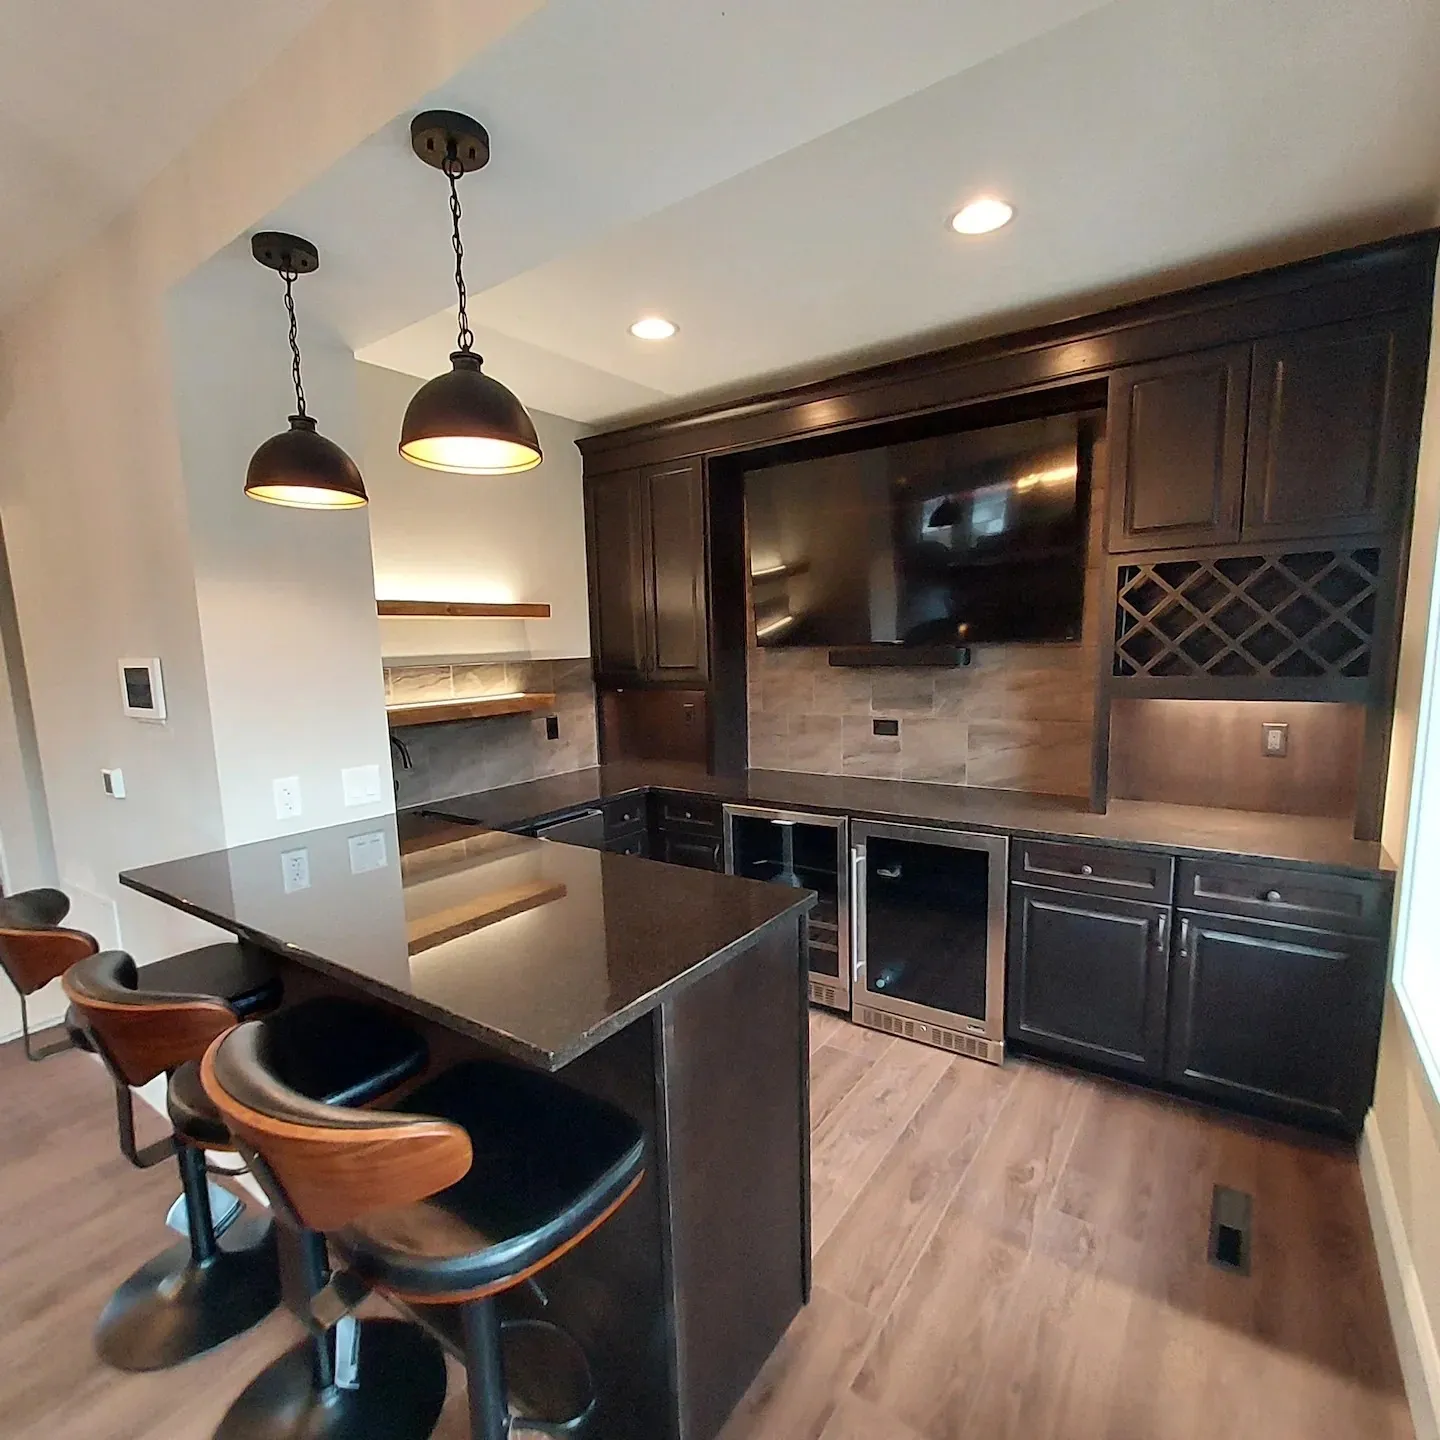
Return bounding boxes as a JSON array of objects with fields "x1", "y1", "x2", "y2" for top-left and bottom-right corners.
[
  {"x1": 399, "y1": 111, "x2": 542, "y2": 476},
  {"x1": 245, "y1": 233, "x2": 367, "y2": 509}
]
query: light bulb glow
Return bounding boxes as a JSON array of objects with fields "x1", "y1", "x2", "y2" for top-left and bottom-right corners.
[
  {"x1": 950, "y1": 198, "x2": 1014, "y2": 235},
  {"x1": 629, "y1": 316, "x2": 678, "y2": 340},
  {"x1": 246, "y1": 483, "x2": 368, "y2": 509},
  {"x1": 399, "y1": 434, "x2": 543, "y2": 475}
]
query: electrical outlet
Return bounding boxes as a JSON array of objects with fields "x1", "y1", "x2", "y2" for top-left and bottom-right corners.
[
  {"x1": 545, "y1": 715, "x2": 560, "y2": 741},
  {"x1": 280, "y1": 848, "x2": 310, "y2": 893},
  {"x1": 273, "y1": 775, "x2": 302, "y2": 820},
  {"x1": 1261, "y1": 722, "x2": 1289, "y2": 758},
  {"x1": 342, "y1": 764, "x2": 382, "y2": 807},
  {"x1": 101, "y1": 768, "x2": 126, "y2": 798},
  {"x1": 873, "y1": 717, "x2": 900, "y2": 737}
]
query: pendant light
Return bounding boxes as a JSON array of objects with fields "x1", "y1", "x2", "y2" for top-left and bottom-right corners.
[
  {"x1": 399, "y1": 111, "x2": 542, "y2": 475},
  {"x1": 245, "y1": 232, "x2": 367, "y2": 509}
]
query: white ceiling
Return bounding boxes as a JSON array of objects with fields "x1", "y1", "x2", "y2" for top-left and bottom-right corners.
[
  {"x1": 0, "y1": 0, "x2": 330, "y2": 315},
  {"x1": 352, "y1": 0, "x2": 1440, "y2": 426}
]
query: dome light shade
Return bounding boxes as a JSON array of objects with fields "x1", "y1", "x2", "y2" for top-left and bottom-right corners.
[
  {"x1": 398, "y1": 351, "x2": 542, "y2": 474},
  {"x1": 245, "y1": 415, "x2": 368, "y2": 508}
]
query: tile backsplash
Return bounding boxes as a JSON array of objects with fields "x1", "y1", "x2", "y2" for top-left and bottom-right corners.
[
  {"x1": 386, "y1": 659, "x2": 597, "y2": 807},
  {"x1": 747, "y1": 644, "x2": 1095, "y2": 796}
]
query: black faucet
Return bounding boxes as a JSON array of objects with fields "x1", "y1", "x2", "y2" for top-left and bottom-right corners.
[{"x1": 389, "y1": 733, "x2": 413, "y2": 799}]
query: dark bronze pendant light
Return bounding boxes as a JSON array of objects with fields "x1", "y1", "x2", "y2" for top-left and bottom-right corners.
[
  {"x1": 399, "y1": 111, "x2": 542, "y2": 475},
  {"x1": 245, "y1": 232, "x2": 368, "y2": 509}
]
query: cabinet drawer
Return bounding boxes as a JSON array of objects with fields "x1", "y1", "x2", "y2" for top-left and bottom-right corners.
[
  {"x1": 654, "y1": 792, "x2": 723, "y2": 834},
  {"x1": 603, "y1": 793, "x2": 647, "y2": 834},
  {"x1": 1177, "y1": 859, "x2": 1390, "y2": 936},
  {"x1": 1015, "y1": 839, "x2": 1174, "y2": 902},
  {"x1": 606, "y1": 830, "x2": 648, "y2": 858}
]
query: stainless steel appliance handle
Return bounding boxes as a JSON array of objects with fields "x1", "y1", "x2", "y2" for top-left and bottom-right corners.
[{"x1": 851, "y1": 846, "x2": 865, "y2": 979}]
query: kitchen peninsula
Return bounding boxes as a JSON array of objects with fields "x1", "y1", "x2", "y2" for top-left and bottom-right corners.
[{"x1": 119, "y1": 815, "x2": 814, "y2": 1440}]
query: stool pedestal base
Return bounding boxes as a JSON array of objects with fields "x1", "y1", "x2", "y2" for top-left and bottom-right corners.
[
  {"x1": 214, "y1": 1318, "x2": 447, "y2": 1440},
  {"x1": 96, "y1": 1216, "x2": 280, "y2": 1372}
]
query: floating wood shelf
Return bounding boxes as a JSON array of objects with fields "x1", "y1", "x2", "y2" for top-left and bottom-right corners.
[
  {"x1": 386, "y1": 693, "x2": 556, "y2": 729},
  {"x1": 377, "y1": 600, "x2": 551, "y2": 619},
  {"x1": 407, "y1": 879, "x2": 568, "y2": 954}
]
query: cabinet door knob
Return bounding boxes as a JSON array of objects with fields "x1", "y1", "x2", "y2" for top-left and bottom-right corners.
[
  {"x1": 1080, "y1": 864, "x2": 1094, "y2": 876},
  {"x1": 1264, "y1": 889, "x2": 1282, "y2": 903}
]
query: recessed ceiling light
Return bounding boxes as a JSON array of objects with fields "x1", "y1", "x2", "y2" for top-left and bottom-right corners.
[
  {"x1": 630, "y1": 316, "x2": 677, "y2": 340},
  {"x1": 950, "y1": 198, "x2": 1014, "y2": 235}
]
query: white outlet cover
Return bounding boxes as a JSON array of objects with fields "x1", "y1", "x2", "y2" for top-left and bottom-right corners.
[
  {"x1": 101, "y1": 768, "x2": 126, "y2": 798},
  {"x1": 273, "y1": 775, "x2": 302, "y2": 820},
  {"x1": 342, "y1": 764, "x2": 383, "y2": 807},
  {"x1": 348, "y1": 831, "x2": 389, "y2": 874},
  {"x1": 280, "y1": 848, "x2": 311, "y2": 893}
]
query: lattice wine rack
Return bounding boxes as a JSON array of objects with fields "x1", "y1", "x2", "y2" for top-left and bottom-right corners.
[{"x1": 1112, "y1": 548, "x2": 1382, "y2": 682}]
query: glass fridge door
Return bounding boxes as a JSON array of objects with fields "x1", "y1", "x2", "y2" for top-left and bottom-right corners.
[
  {"x1": 727, "y1": 812, "x2": 845, "y2": 985},
  {"x1": 856, "y1": 823, "x2": 1007, "y2": 1035}
]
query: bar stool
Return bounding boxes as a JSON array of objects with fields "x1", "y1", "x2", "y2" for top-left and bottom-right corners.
[
  {"x1": 0, "y1": 887, "x2": 95, "y2": 1059},
  {"x1": 204, "y1": 1026, "x2": 647, "y2": 1440},
  {"x1": 64, "y1": 945, "x2": 287, "y2": 1369}
]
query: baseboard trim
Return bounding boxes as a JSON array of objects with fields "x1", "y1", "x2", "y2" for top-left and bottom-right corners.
[{"x1": 1362, "y1": 1110, "x2": 1440, "y2": 1440}]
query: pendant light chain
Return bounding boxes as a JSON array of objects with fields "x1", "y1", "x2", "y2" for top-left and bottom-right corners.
[
  {"x1": 281, "y1": 270, "x2": 308, "y2": 420},
  {"x1": 445, "y1": 148, "x2": 474, "y2": 354}
]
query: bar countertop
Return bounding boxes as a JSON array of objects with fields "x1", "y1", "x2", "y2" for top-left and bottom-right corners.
[
  {"x1": 416, "y1": 762, "x2": 1395, "y2": 876},
  {"x1": 119, "y1": 814, "x2": 813, "y2": 1071}
]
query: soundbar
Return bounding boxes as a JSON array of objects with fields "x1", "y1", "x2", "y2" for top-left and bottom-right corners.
[{"x1": 827, "y1": 645, "x2": 971, "y2": 669}]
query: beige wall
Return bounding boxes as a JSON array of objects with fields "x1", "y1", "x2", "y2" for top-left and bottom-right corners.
[
  {"x1": 1369, "y1": 243, "x2": 1440, "y2": 1438},
  {"x1": 360, "y1": 362, "x2": 592, "y2": 664},
  {"x1": 0, "y1": 0, "x2": 540, "y2": 1040}
]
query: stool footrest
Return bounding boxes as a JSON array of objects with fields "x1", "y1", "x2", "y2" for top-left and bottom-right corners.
[{"x1": 309, "y1": 1268, "x2": 373, "y2": 1332}]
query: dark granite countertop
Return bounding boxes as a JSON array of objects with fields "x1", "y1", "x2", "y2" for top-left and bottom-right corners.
[
  {"x1": 418, "y1": 762, "x2": 1394, "y2": 876},
  {"x1": 119, "y1": 814, "x2": 812, "y2": 1071}
]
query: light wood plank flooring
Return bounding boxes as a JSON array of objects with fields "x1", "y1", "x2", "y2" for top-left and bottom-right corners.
[{"x1": 0, "y1": 1017, "x2": 1412, "y2": 1440}]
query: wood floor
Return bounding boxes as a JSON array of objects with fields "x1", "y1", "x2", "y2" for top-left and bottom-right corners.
[{"x1": 0, "y1": 1017, "x2": 1412, "y2": 1440}]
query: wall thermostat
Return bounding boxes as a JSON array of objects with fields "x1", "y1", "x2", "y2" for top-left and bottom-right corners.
[{"x1": 119, "y1": 657, "x2": 166, "y2": 721}]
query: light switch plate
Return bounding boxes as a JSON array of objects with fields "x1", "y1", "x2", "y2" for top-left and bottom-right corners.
[
  {"x1": 342, "y1": 764, "x2": 382, "y2": 807},
  {"x1": 348, "y1": 831, "x2": 388, "y2": 874},
  {"x1": 273, "y1": 776, "x2": 302, "y2": 820},
  {"x1": 1261, "y1": 722, "x2": 1289, "y2": 758}
]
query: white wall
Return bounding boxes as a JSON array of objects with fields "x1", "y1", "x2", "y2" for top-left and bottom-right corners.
[
  {"x1": 1369, "y1": 238, "x2": 1440, "y2": 1440},
  {"x1": 359, "y1": 361, "x2": 592, "y2": 663},
  {"x1": 170, "y1": 269, "x2": 392, "y2": 844},
  {"x1": 0, "y1": 0, "x2": 540, "y2": 1041}
]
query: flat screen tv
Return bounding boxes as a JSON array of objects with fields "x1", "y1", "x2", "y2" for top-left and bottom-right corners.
[{"x1": 745, "y1": 412, "x2": 1088, "y2": 649}]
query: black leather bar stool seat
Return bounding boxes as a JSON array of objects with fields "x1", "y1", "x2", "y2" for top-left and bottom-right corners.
[
  {"x1": 167, "y1": 1060, "x2": 231, "y2": 1148},
  {"x1": 205, "y1": 1032, "x2": 646, "y2": 1440}
]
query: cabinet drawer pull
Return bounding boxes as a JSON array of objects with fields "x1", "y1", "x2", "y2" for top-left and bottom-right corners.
[
  {"x1": 1264, "y1": 889, "x2": 1282, "y2": 903},
  {"x1": 1178, "y1": 916, "x2": 1191, "y2": 959},
  {"x1": 1155, "y1": 910, "x2": 1170, "y2": 954},
  {"x1": 1080, "y1": 864, "x2": 1094, "y2": 876}
]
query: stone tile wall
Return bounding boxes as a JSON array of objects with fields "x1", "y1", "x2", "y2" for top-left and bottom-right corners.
[{"x1": 385, "y1": 659, "x2": 597, "y2": 807}]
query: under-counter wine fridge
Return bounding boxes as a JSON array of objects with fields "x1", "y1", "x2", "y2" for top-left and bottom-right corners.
[
  {"x1": 851, "y1": 820, "x2": 1008, "y2": 1063},
  {"x1": 723, "y1": 805, "x2": 849, "y2": 1011}
]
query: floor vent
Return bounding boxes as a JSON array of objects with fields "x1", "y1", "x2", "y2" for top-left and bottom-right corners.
[
  {"x1": 1208, "y1": 1185, "x2": 1253, "y2": 1275},
  {"x1": 855, "y1": 1006, "x2": 1004, "y2": 1066}
]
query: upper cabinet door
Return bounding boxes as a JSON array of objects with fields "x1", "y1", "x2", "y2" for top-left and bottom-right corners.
[
  {"x1": 1242, "y1": 315, "x2": 1426, "y2": 542},
  {"x1": 645, "y1": 460, "x2": 709, "y2": 682},
  {"x1": 588, "y1": 473, "x2": 649, "y2": 678},
  {"x1": 1108, "y1": 346, "x2": 1250, "y2": 553},
  {"x1": 1105, "y1": 345, "x2": 1255, "y2": 552}
]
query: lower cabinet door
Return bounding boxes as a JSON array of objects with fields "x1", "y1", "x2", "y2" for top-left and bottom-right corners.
[
  {"x1": 1166, "y1": 911, "x2": 1386, "y2": 1134},
  {"x1": 659, "y1": 828, "x2": 722, "y2": 872},
  {"x1": 1007, "y1": 886, "x2": 1170, "y2": 1077}
]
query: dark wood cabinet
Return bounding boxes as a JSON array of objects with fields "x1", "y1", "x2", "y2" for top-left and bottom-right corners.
[
  {"x1": 588, "y1": 473, "x2": 649, "y2": 677},
  {"x1": 657, "y1": 829, "x2": 723, "y2": 871},
  {"x1": 1243, "y1": 315, "x2": 1425, "y2": 541},
  {"x1": 649, "y1": 790, "x2": 725, "y2": 871},
  {"x1": 1007, "y1": 884, "x2": 1170, "y2": 1077},
  {"x1": 586, "y1": 460, "x2": 708, "y2": 685},
  {"x1": 1108, "y1": 346, "x2": 1249, "y2": 553},
  {"x1": 1166, "y1": 910, "x2": 1387, "y2": 1133}
]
